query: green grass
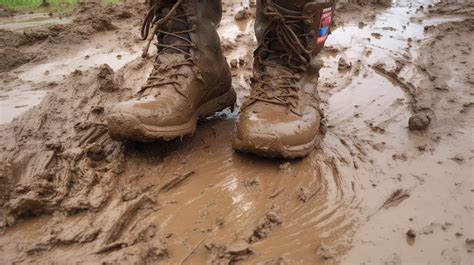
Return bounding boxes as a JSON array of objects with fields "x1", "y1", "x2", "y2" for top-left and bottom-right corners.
[{"x1": 0, "y1": 0, "x2": 121, "y2": 13}]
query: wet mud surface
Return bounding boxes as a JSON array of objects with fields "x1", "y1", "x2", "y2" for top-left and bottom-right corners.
[{"x1": 0, "y1": 0, "x2": 473, "y2": 264}]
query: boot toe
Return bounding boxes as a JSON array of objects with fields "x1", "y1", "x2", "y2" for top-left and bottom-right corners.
[
  {"x1": 105, "y1": 98, "x2": 193, "y2": 141},
  {"x1": 233, "y1": 103, "x2": 321, "y2": 158},
  {"x1": 105, "y1": 100, "x2": 154, "y2": 141},
  {"x1": 107, "y1": 98, "x2": 191, "y2": 126}
]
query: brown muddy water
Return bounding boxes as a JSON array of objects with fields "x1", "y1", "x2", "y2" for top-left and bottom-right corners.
[
  {"x1": 0, "y1": 0, "x2": 472, "y2": 264},
  {"x1": 0, "y1": 12, "x2": 72, "y2": 31}
]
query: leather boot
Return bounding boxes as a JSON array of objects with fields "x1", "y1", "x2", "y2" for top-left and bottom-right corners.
[
  {"x1": 233, "y1": 0, "x2": 335, "y2": 158},
  {"x1": 107, "y1": 0, "x2": 236, "y2": 141}
]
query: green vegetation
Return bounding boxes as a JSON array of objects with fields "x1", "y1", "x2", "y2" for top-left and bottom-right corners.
[{"x1": 0, "y1": 0, "x2": 121, "y2": 13}]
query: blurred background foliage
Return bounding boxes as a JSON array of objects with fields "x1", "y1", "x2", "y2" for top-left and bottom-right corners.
[{"x1": 0, "y1": 0, "x2": 120, "y2": 12}]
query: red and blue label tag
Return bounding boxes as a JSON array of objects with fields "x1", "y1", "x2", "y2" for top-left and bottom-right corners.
[{"x1": 317, "y1": 7, "x2": 332, "y2": 44}]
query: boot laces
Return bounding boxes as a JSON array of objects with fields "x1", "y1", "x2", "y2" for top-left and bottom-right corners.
[
  {"x1": 137, "y1": 59, "x2": 193, "y2": 97},
  {"x1": 141, "y1": 0, "x2": 197, "y2": 57},
  {"x1": 139, "y1": 0, "x2": 197, "y2": 97},
  {"x1": 247, "y1": 0, "x2": 313, "y2": 115}
]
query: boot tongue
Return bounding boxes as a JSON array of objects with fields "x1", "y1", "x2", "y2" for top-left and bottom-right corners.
[
  {"x1": 158, "y1": 5, "x2": 191, "y2": 54},
  {"x1": 262, "y1": 65, "x2": 294, "y2": 81},
  {"x1": 263, "y1": 2, "x2": 309, "y2": 70}
]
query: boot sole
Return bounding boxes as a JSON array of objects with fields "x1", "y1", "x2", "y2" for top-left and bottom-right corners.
[
  {"x1": 107, "y1": 89, "x2": 236, "y2": 142},
  {"x1": 232, "y1": 132, "x2": 321, "y2": 159}
]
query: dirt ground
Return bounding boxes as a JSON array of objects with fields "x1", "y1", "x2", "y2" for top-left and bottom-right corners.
[{"x1": 0, "y1": 0, "x2": 473, "y2": 264}]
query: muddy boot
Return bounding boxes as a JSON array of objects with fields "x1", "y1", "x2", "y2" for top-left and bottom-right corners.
[
  {"x1": 233, "y1": 0, "x2": 334, "y2": 159},
  {"x1": 106, "y1": 0, "x2": 235, "y2": 141}
]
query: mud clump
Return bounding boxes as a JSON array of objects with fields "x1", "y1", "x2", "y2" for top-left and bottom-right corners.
[
  {"x1": 97, "y1": 64, "x2": 118, "y2": 92},
  {"x1": 248, "y1": 211, "x2": 283, "y2": 243},
  {"x1": 42, "y1": 12, "x2": 117, "y2": 45},
  {"x1": 72, "y1": 13, "x2": 116, "y2": 32},
  {"x1": 235, "y1": 8, "x2": 251, "y2": 21},
  {"x1": 230, "y1": 59, "x2": 239, "y2": 68},
  {"x1": 406, "y1": 229, "x2": 416, "y2": 239},
  {"x1": 0, "y1": 47, "x2": 34, "y2": 72},
  {"x1": 338, "y1": 57, "x2": 352, "y2": 71},
  {"x1": 205, "y1": 242, "x2": 253, "y2": 264},
  {"x1": 0, "y1": 29, "x2": 30, "y2": 47},
  {"x1": 23, "y1": 28, "x2": 52, "y2": 43},
  {"x1": 408, "y1": 114, "x2": 431, "y2": 131}
]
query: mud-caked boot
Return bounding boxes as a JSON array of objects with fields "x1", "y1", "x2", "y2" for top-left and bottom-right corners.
[
  {"x1": 233, "y1": 0, "x2": 335, "y2": 159},
  {"x1": 107, "y1": 0, "x2": 235, "y2": 141}
]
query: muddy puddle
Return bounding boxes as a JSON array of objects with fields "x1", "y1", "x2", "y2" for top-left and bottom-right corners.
[
  {"x1": 19, "y1": 47, "x2": 140, "y2": 83},
  {"x1": 0, "y1": 84, "x2": 46, "y2": 124},
  {"x1": 0, "y1": 13, "x2": 72, "y2": 31},
  {"x1": 323, "y1": 1, "x2": 474, "y2": 264},
  {"x1": 0, "y1": 0, "x2": 472, "y2": 264}
]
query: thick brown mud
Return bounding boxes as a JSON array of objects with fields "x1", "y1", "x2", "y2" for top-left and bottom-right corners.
[{"x1": 0, "y1": 0, "x2": 473, "y2": 264}]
